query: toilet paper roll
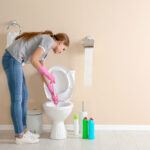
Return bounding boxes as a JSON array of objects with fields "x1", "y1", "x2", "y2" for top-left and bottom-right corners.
[
  {"x1": 6, "y1": 32, "x2": 19, "y2": 48},
  {"x1": 84, "y1": 47, "x2": 93, "y2": 87}
]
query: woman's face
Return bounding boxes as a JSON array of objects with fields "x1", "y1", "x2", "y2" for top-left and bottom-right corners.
[{"x1": 54, "y1": 41, "x2": 68, "y2": 54}]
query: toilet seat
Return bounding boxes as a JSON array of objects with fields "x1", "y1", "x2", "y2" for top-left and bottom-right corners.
[{"x1": 43, "y1": 66, "x2": 74, "y2": 102}]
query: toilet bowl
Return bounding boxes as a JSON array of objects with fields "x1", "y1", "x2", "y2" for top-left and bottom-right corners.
[{"x1": 43, "y1": 66, "x2": 74, "y2": 139}]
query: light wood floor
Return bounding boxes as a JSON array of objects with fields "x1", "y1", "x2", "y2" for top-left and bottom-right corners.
[{"x1": 0, "y1": 130, "x2": 149, "y2": 150}]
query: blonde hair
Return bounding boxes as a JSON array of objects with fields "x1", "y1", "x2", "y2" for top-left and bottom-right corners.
[{"x1": 15, "y1": 30, "x2": 70, "y2": 47}]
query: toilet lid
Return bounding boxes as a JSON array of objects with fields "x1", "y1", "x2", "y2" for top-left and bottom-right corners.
[{"x1": 43, "y1": 66, "x2": 74, "y2": 102}]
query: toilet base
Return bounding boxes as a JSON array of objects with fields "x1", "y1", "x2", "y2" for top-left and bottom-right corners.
[{"x1": 50, "y1": 121, "x2": 67, "y2": 139}]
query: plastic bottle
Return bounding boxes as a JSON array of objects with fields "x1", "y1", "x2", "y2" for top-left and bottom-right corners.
[
  {"x1": 82, "y1": 117, "x2": 88, "y2": 139},
  {"x1": 88, "y1": 118, "x2": 95, "y2": 140},
  {"x1": 74, "y1": 115, "x2": 79, "y2": 136}
]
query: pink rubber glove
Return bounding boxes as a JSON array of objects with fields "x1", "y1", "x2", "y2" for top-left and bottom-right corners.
[
  {"x1": 38, "y1": 65, "x2": 55, "y2": 83},
  {"x1": 47, "y1": 83, "x2": 54, "y2": 95}
]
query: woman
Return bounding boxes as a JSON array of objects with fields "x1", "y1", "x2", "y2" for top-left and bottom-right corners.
[{"x1": 1, "y1": 30, "x2": 69, "y2": 144}]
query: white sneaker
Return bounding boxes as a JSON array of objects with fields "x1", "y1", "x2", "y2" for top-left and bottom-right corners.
[
  {"x1": 24, "y1": 130, "x2": 40, "y2": 139},
  {"x1": 16, "y1": 134, "x2": 39, "y2": 144}
]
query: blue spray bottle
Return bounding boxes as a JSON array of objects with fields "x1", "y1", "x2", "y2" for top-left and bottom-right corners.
[{"x1": 88, "y1": 118, "x2": 95, "y2": 140}]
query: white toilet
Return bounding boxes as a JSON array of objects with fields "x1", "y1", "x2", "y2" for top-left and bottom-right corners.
[{"x1": 43, "y1": 66, "x2": 74, "y2": 139}]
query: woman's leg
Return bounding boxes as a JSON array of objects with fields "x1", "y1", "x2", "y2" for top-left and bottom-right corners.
[
  {"x1": 11, "y1": 65, "x2": 24, "y2": 137},
  {"x1": 2, "y1": 55, "x2": 24, "y2": 137},
  {"x1": 22, "y1": 72, "x2": 29, "y2": 133}
]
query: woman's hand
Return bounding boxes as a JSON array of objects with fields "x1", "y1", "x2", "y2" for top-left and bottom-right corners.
[
  {"x1": 39, "y1": 60, "x2": 51, "y2": 85},
  {"x1": 39, "y1": 60, "x2": 58, "y2": 104},
  {"x1": 38, "y1": 65, "x2": 55, "y2": 83}
]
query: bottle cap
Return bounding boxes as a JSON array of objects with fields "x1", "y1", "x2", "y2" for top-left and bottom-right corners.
[
  {"x1": 74, "y1": 115, "x2": 79, "y2": 120},
  {"x1": 84, "y1": 117, "x2": 88, "y2": 120},
  {"x1": 90, "y1": 117, "x2": 94, "y2": 120}
]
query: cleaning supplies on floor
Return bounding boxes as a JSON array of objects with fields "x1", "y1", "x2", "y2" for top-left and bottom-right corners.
[
  {"x1": 77, "y1": 101, "x2": 95, "y2": 140},
  {"x1": 74, "y1": 115, "x2": 79, "y2": 136},
  {"x1": 81, "y1": 116, "x2": 95, "y2": 140},
  {"x1": 88, "y1": 118, "x2": 95, "y2": 140},
  {"x1": 82, "y1": 117, "x2": 88, "y2": 139},
  {"x1": 79, "y1": 101, "x2": 88, "y2": 134}
]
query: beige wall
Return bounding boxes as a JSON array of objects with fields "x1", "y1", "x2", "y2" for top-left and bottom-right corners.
[{"x1": 0, "y1": 0, "x2": 150, "y2": 125}]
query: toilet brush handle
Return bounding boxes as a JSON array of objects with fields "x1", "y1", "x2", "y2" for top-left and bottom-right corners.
[
  {"x1": 47, "y1": 83, "x2": 58, "y2": 105},
  {"x1": 52, "y1": 93, "x2": 58, "y2": 105}
]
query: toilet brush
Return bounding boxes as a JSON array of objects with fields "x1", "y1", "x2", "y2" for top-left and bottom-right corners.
[
  {"x1": 47, "y1": 82, "x2": 58, "y2": 105},
  {"x1": 52, "y1": 83, "x2": 58, "y2": 105},
  {"x1": 79, "y1": 101, "x2": 88, "y2": 135}
]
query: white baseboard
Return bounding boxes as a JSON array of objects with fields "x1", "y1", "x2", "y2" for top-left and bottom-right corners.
[{"x1": 1, "y1": 124, "x2": 150, "y2": 131}]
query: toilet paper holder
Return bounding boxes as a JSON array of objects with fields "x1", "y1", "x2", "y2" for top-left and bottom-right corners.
[
  {"x1": 7, "y1": 20, "x2": 22, "y2": 34},
  {"x1": 82, "y1": 36, "x2": 94, "y2": 48}
]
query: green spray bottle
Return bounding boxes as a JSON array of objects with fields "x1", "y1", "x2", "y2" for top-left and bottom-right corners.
[{"x1": 82, "y1": 117, "x2": 88, "y2": 139}]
